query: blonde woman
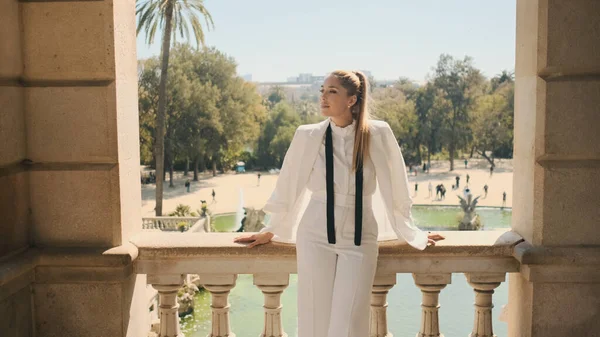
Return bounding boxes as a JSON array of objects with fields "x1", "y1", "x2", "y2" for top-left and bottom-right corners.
[{"x1": 234, "y1": 70, "x2": 444, "y2": 337}]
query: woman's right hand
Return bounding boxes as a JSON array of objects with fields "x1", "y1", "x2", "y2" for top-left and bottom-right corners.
[{"x1": 233, "y1": 232, "x2": 274, "y2": 248}]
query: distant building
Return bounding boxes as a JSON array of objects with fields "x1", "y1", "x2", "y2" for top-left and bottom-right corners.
[
  {"x1": 312, "y1": 75, "x2": 325, "y2": 83},
  {"x1": 284, "y1": 73, "x2": 326, "y2": 84},
  {"x1": 298, "y1": 73, "x2": 312, "y2": 83}
]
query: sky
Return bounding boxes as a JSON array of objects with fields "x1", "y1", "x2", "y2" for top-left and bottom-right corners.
[{"x1": 136, "y1": 0, "x2": 516, "y2": 83}]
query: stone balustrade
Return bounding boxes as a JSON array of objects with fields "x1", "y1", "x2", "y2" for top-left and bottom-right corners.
[
  {"x1": 142, "y1": 217, "x2": 206, "y2": 232},
  {"x1": 131, "y1": 230, "x2": 523, "y2": 337}
]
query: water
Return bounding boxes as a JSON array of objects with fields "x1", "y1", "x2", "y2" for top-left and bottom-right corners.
[
  {"x1": 213, "y1": 205, "x2": 513, "y2": 233},
  {"x1": 185, "y1": 206, "x2": 512, "y2": 337}
]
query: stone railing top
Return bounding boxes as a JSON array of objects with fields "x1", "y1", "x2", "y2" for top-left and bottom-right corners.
[
  {"x1": 131, "y1": 230, "x2": 523, "y2": 257},
  {"x1": 131, "y1": 230, "x2": 524, "y2": 275},
  {"x1": 35, "y1": 244, "x2": 139, "y2": 267},
  {"x1": 513, "y1": 240, "x2": 600, "y2": 265}
]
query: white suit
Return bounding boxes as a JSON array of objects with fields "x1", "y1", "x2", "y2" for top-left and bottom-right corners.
[{"x1": 260, "y1": 117, "x2": 428, "y2": 337}]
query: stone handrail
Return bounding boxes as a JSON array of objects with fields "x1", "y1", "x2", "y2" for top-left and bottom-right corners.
[
  {"x1": 131, "y1": 230, "x2": 524, "y2": 337},
  {"x1": 141, "y1": 216, "x2": 200, "y2": 231}
]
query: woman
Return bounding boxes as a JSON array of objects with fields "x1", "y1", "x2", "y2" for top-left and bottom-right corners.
[{"x1": 234, "y1": 70, "x2": 444, "y2": 337}]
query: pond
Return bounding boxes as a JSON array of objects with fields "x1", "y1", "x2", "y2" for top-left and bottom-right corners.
[
  {"x1": 183, "y1": 206, "x2": 512, "y2": 337},
  {"x1": 212, "y1": 206, "x2": 512, "y2": 232}
]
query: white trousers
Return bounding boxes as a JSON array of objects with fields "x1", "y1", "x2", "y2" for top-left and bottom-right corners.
[{"x1": 296, "y1": 196, "x2": 379, "y2": 337}]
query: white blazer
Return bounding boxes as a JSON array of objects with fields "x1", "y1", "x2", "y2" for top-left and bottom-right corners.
[{"x1": 260, "y1": 118, "x2": 428, "y2": 250}]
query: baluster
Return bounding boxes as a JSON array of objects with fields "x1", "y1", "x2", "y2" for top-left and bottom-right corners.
[
  {"x1": 199, "y1": 274, "x2": 238, "y2": 337},
  {"x1": 254, "y1": 273, "x2": 290, "y2": 337},
  {"x1": 465, "y1": 273, "x2": 505, "y2": 337},
  {"x1": 148, "y1": 274, "x2": 185, "y2": 337},
  {"x1": 412, "y1": 273, "x2": 452, "y2": 337},
  {"x1": 370, "y1": 273, "x2": 397, "y2": 337}
]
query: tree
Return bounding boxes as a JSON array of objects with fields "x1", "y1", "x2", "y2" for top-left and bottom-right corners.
[
  {"x1": 471, "y1": 81, "x2": 514, "y2": 165},
  {"x1": 138, "y1": 45, "x2": 266, "y2": 189},
  {"x1": 137, "y1": 59, "x2": 160, "y2": 165},
  {"x1": 371, "y1": 86, "x2": 419, "y2": 164},
  {"x1": 413, "y1": 84, "x2": 450, "y2": 169},
  {"x1": 491, "y1": 70, "x2": 514, "y2": 92},
  {"x1": 394, "y1": 77, "x2": 419, "y2": 98},
  {"x1": 136, "y1": 0, "x2": 214, "y2": 215},
  {"x1": 266, "y1": 86, "x2": 286, "y2": 108},
  {"x1": 431, "y1": 54, "x2": 485, "y2": 170},
  {"x1": 216, "y1": 77, "x2": 267, "y2": 173},
  {"x1": 256, "y1": 102, "x2": 301, "y2": 168}
]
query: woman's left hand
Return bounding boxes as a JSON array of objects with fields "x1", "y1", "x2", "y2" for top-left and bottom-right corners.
[{"x1": 427, "y1": 232, "x2": 445, "y2": 246}]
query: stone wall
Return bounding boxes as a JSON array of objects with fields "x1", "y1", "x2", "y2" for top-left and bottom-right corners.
[
  {"x1": 0, "y1": 0, "x2": 30, "y2": 259},
  {"x1": 0, "y1": 0, "x2": 146, "y2": 336},
  {"x1": 511, "y1": 0, "x2": 600, "y2": 336}
]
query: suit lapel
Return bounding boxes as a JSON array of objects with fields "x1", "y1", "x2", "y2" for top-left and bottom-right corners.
[
  {"x1": 281, "y1": 118, "x2": 329, "y2": 215},
  {"x1": 293, "y1": 119, "x2": 329, "y2": 199}
]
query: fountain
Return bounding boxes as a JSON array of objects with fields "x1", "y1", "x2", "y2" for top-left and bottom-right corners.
[
  {"x1": 457, "y1": 188, "x2": 482, "y2": 230},
  {"x1": 230, "y1": 187, "x2": 268, "y2": 232},
  {"x1": 234, "y1": 188, "x2": 245, "y2": 231},
  {"x1": 237, "y1": 208, "x2": 267, "y2": 232}
]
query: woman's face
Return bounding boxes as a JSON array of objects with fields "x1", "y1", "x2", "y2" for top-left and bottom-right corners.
[{"x1": 319, "y1": 75, "x2": 356, "y2": 118}]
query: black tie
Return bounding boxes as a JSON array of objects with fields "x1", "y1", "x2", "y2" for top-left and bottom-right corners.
[
  {"x1": 355, "y1": 154, "x2": 363, "y2": 246},
  {"x1": 325, "y1": 123, "x2": 363, "y2": 246}
]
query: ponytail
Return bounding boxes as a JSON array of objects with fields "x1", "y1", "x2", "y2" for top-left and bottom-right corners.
[
  {"x1": 330, "y1": 70, "x2": 371, "y2": 172},
  {"x1": 351, "y1": 71, "x2": 370, "y2": 171}
]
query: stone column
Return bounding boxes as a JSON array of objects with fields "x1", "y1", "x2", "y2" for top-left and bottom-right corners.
[
  {"x1": 412, "y1": 273, "x2": 452, "y2": 337},
  {"x1": 370, "y1": 273, "x2": 397, "y2": 337},
  {"x1": 0, "y1": 1, "x2": 32, "y2": 334},
  {"x1": 0, "y1": 0, "x2": 146, "y2": 336},
  {"x1": 149, "y1": 274, "x2": 185, "y2": 337},
  {"x1": 465, "y1": 273, "x2": 505, "y2": 337},
  {"x1": 199, "y1": 274, "x2": 238, "y2": 337},
  {"x1": 512, "y1": 0, "x2": 600, "y2": 335},
  {"x1": 253, "y1": 273, "x2": 290, "y2": 337}
]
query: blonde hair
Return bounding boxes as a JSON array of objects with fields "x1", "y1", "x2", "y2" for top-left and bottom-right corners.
[{"x1": 330, "y1": 70, "x2": 370, "y2": 171}]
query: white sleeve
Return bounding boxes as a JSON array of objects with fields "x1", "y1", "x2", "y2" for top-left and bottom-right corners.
[
  {"x1": 382, "y1": 123, "x2": 428, "y2": 250},
  {"x1": 259, "y1": 127, "x2": 303, "y2": 236}
]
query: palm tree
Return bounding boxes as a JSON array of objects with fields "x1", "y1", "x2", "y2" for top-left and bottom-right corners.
[{"x1": 136, "y1": 0, "x2": 214, "y2": 215}]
